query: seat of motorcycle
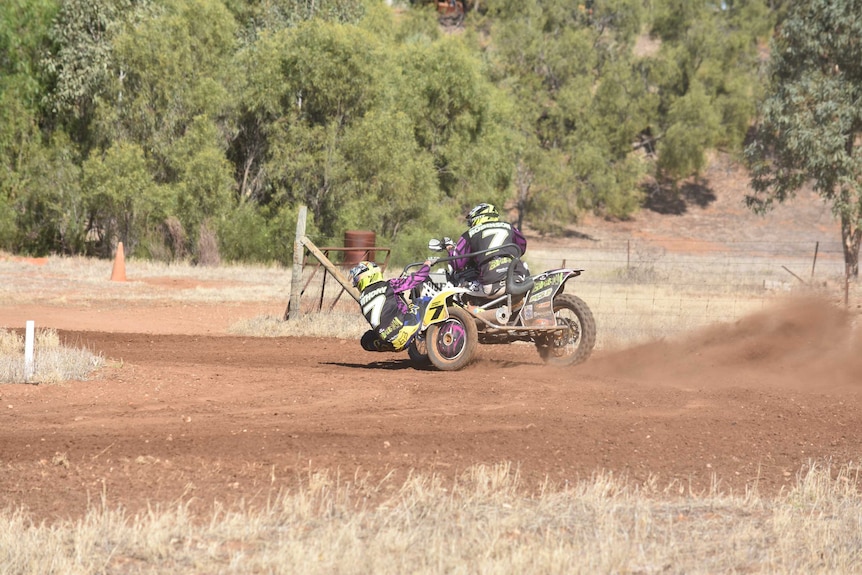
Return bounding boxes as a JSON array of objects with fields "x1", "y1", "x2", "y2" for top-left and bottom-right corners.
[{"x1": 506, "y1": 260, "x2": 534, "y2": 297}]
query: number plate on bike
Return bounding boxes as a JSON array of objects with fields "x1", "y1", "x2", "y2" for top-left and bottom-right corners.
[{"x1": 522, "y1": 273, "x2": 563, "y2": 326}]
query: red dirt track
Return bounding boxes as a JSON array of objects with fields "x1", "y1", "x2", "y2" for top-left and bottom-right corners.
[{"x1": 2, "y1": 296, "x2": 861, "y2": 523}]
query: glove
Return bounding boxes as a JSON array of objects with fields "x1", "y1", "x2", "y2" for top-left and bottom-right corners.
[
  {"x1": 425, "y1": 257, "x2": 439, "y2": 266},
  {"x1": 443, "y1": 236, "x2": 454, "y2": 248}
]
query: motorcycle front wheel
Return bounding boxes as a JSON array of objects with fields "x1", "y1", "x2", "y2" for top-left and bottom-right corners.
[
  {"x1": 536, "y1": 294, "x2": 596, "y2": 366},
  {"x1": 426, "y1": 306, "x2": 478, "y2": 371}
]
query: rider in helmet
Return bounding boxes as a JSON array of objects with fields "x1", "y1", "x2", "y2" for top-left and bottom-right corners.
[
  {"x1": 348, "y1": 258, "x2": 436, "y2": 352},
  {"x1": 447, "y1": 202, "x2": 528, "y2": 297}
]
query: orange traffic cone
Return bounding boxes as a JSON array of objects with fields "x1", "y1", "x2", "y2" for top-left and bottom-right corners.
[{"x1": 110, "y1": 241, "x2": 127, "y2": 282}]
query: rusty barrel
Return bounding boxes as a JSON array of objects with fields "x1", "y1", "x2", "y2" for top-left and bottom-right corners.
[{"x1": 343, "y1": 230, "x2": 376, "y2": 266}]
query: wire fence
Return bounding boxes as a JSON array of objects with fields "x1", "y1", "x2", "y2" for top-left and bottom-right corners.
[
  {"x1": 529, "y1": 238, "x2": 845, "y2": 283},
  {"x1": 528, "y1": 238, "x2": 856, "y2": 348}
]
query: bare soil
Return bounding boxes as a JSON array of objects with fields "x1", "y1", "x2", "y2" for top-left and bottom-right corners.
[{"x1": 2, "y1": 159, "x2": 861, "y2": 524}]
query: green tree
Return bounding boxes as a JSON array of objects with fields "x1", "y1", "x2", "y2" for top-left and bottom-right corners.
[
  {"x1": 235, "y1": 15, "x2": 513, "y2": 249},
  {"x1": 228, "y1": 0, "x2": 366, "y2": 40},
  {"x1": 97, "y1": 0, "x2": 236, "y2": 173},
  {"x1": 15, "y1": 133, "x2": 86, "y2": 255},
  {"x1": 82, "y1": 141, "x2": 173, "y2": 256},
  {"x1": 41, "y1": 0, "x2": 147, "y2": 145},
  {"x1": 87, "y1": 0, "x2": 237, "y2": 257},
  {"x1": 169, "y1": 115, "x2": 235, "y2": 248},
  {"x1": 1, "y1": 0, "x2": 58, "y2": 104},
  {"x1": 399, "y1": 35, "x2": 515, "y2": 214},
  {"x1": 216, "y1": 200, "x2": 295, "y2": 263},
  {"x1": 649, "y1": 0, "x2": 772, "y2": 180},
  {"x1": 0, "y1": 85, "x2": 40, "y2": 251},
  {"x1": 484, "y1": 0, "x2": 649, "y2": 232},
  {"x1": 745, "y1": 0, "x2": 862, "y2": 278},
  {"x1": 251, "y1": 19, "x2": 387, "y2": 238},
  {"x1": 656, "y1": 81, "x2": 720, "y2": 178},
  {"x1": 339, "y1": 109, "x2": 437, "y2": 239},
  {"x1": 0, "y1": 0, "x2": 60, "y2": 251}
]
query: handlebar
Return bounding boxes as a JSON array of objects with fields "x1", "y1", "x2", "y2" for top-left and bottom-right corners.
[{"x1": 401, "y1": 242, "x2": 522, "y2": 276}]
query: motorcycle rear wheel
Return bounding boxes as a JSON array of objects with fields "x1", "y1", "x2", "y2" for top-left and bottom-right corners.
[
  {"x1": 426, "y1": 306, "x2": 478, "y2": 371},
  {"x1": 536, "y1": 294, "x2": 596, "y2": 366}
]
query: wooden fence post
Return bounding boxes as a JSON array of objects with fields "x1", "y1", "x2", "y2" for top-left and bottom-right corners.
[
  {"x1": 810, "y1": 241, "x2": 819, "y2": 281},
  {"x1": 627, "y1": 240, "x2": 631, "y2": 270},
  {"x1": 284, "y1": 207, "x2": 363, "y2": 320},
  {"x1": 285, "y1": 206, "x2": 307, "y2": 321}
]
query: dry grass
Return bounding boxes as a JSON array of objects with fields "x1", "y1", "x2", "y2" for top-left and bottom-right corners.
[
  {"x1": 0, "y1": 327, "x2": 104, "y2": 384},
  {"x1": 2, "y1": 461, "x2": 860, "y2": 574},
  {"x1": 0, "y1": 255, "x2": 292, "y2": 305},
  {"x1": 524, "y1": 244, "x2": 858, "y2": 349}
]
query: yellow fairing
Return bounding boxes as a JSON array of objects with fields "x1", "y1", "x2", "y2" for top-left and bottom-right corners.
[{"x1": 421, "y1": 294, "x2": 451, "y2": 326}]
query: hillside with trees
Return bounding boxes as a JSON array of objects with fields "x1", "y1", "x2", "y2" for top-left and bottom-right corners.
[{"x1": 0, "y1": 0, "x2": 798, "y2": 266}]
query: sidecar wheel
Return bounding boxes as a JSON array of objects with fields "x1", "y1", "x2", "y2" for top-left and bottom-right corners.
[
  {"x1": 426, "y1": 306, "x2": 478, "y2": 371},
  {"x1": 536, "y1": 294, "x2": 596, "y2": 366},
  {"x1": 407, "y1": 336, "x2": 430, "y2": 367}
]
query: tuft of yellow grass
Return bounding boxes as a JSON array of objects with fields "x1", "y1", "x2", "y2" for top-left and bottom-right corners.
[{"x1": 0, "y1": 327, "x2": 104, "y2": 384}]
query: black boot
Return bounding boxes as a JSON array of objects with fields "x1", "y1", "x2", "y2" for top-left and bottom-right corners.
[{"x1": 361, "y1": 330, "x2": 395, "y2": 352}]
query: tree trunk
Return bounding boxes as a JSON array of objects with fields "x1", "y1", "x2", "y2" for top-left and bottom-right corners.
[{"x1": 840, "y1": 214, "x2": 861, "y2": 278}]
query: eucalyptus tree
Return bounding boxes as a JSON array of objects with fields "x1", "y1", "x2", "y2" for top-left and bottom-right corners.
[
  {"x1": 745, "y1": 0, "x2": 862, "y2": 277},
  {"x1": 0, "y1": 65, "x2": 41, "y2": 250},
  {"x1": 170, "y1": 115, "x2": 235, "y2": 243},
  {"x1": 86, "y1": 0, "x2": 237, "y2": 255},
  {"x1": 102, "y1": 0, "x2": 236, "y2": 169},
  {"x1": 41, "y1": 0, "x2": 148, "y2": 146},
  {"x1": 0, "y1": 0, "x2": 63, "y2": 251},
  {"x1": 397, "y1": 35, "x2": 516, "y2": 215},
  {"x1": 227, "y1": 0, "x2": 366, "y2": 41},
  {"x1": 32, "y1": 0, "x2": 154, "y2": 255},
  {"x1": 1, "y1": 0, "x2": 56, "y2": 104},
  {"x1": 12, "y1": 133, "x2": 87, "y2": 255},
  {"x1": 239, "y1": 19, "x2": 391, "y2": 239},
  {"x1": 81, "y1": 141, "x2": 172, "y2": 255},
  {"x1": 483, "y1": 0, "x2": 650, "y2": 232},
  {"x1": 648, "y1": 0, "x2": 773, "y2": 179},
  {"x1": 234, "y1": 11, "x2": 514, "y2": 250},
  {"x1": 226, "y1": 0, "x2": 377, "y2": 207}
]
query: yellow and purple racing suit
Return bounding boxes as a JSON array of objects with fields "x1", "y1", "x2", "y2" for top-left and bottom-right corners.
[
  {"x1": 358, "y1": 263, "x2": 431, "y2": 352},
  {"x1": 450, "y1": 221, "x2": 527, "y2": 294}
]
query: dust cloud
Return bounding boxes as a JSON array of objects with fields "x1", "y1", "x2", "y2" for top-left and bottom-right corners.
[{"x1": 588, "y1": 296, "x2": 862, "y2": 392}]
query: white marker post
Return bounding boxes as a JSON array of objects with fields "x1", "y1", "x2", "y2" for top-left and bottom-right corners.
[{"x1": 24, "y1": 320, "x2": 35, "y2": 382}]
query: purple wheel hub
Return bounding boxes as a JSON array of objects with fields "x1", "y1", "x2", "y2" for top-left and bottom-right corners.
[{"x1": 436, "y1": 320, "x2": 466, "y2": 359}]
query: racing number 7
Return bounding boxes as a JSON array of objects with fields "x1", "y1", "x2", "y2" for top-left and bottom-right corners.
[
  {"x1": 361, "y1": 293, "x2": 386, "y2": 327},
  {"x1": 482, "y1": 228, "x2": 510, "y2": 250},
  {"x1": 428, "y1": 301, "x2": 445, "y2": 321}
]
